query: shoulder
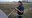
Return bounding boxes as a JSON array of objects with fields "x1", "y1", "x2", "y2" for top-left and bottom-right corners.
[
  {"x1": 21, "y1": 5, "x2": 24, "y2": 7},
  {"x1": 21, "y1": 6, "x2": 24, "y2": 8}
]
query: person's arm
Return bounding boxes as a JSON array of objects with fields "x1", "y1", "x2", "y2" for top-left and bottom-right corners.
[
  {"x1": 15, "y1": 8, "x2": 20, "y2": 11},
  {"x1": 19, "y1": 10, "x2": 24, "y2": 13},
  {"x1": 15, "y1": 7, "x2": 24, "y2": 13}
]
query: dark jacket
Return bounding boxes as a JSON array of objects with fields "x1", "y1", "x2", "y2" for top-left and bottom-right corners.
[{"x1": 17, "y1": 6, "x2": 24, "y2": 15}]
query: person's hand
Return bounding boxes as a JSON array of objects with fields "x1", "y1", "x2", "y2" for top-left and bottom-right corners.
[{"x1": 19, "y1": 11, "x2": 23, "y2": 13}]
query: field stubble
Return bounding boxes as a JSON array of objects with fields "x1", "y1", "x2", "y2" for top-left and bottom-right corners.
[{"x1": 0, "y1": 3, "x2": 32, "y2": 18}]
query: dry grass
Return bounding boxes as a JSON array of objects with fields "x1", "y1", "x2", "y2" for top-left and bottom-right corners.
[
  {"x1": 0, "y1": 3, "x2": 18, "y2": 15},
  {"x1": 0, "y1": 2, "x2": 32, "y2": 18}
]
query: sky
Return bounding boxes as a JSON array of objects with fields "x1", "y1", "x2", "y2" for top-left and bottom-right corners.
[
  {"x1": 0, "y1": 0, "x2": 22, "y2": 2},
  {"x1": 0, "y1": 0, "x2": 32, "y2": 2}
]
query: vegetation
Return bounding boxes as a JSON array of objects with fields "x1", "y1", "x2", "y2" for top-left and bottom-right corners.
[{"x1": 0, "y1": 3, "x2": 32, "y2": 18}]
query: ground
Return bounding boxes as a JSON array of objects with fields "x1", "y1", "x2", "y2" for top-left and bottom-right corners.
[{"x1": 0, "y1": 2, "x2": 32, "y2": 18}]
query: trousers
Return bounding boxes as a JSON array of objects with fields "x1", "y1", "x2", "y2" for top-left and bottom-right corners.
[{"x1": 18, "y1": 15, "x2": 22, "y2": 18}]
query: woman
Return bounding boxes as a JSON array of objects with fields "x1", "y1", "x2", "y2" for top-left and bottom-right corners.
[{"x1": 15, "y1": 1, "x2": 24, "y2": 18}]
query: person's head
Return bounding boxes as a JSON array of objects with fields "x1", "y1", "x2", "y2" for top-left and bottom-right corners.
[{"x1": 18, "y1": 1, "x2": 23, "y2": 6}]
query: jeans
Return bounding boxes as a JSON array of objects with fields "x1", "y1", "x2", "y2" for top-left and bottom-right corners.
[{"x1": 18, "y1": 15, "x2": 22, "y2": 18}]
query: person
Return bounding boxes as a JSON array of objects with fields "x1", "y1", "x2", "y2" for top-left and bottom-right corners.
[{"x1": 15, "y1": 1, "x2": 24, "y2": 18}]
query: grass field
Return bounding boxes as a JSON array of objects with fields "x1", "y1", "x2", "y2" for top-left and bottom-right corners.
[
  {"x1": 0, "y1": 4, "x2": 18, "y2": 15},
  {"x1": 0, "y1": 2, "x2": 32, "y2": 18}
]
